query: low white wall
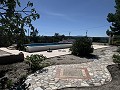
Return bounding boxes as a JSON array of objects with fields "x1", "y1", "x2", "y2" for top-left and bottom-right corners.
[{"x1": 26, "y1": 44, "x2": 72, "y2": 52}]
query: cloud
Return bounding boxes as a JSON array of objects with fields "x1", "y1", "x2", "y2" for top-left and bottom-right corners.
[
  {"x1": 45, "y1": 11, "x2": 65, "y2": 17},
  {"x1": 41, "y1": 10, "x2": 76, "y2": 22}
]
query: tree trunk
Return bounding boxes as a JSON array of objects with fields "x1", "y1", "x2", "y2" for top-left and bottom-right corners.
[{"x1": 108, "y1": 35, "x2": 111, "y2": 45}]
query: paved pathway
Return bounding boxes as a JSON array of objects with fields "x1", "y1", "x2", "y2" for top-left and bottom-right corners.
[
  {"x1": 25, "y1": 46, "x2": 115, "y2": 90},
  {"x1": 0, "y1": 45, "x2": 109, "y2": 58}
]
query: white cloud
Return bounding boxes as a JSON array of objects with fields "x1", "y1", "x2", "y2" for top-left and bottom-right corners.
[{"x1": 45, "y1": 11, "x2": 65, "y2": 17}]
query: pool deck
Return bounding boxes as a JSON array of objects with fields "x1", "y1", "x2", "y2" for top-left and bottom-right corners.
[{"x1": 0, "y1": 45, "x2": 109, "y2": 58}]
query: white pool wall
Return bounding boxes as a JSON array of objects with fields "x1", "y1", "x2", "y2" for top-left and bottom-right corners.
[{"x1": 25, "y1": 44, "x2": 72, "y2": 52}]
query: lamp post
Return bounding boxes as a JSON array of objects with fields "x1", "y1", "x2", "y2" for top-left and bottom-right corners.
[
  {"x1": 69, "y1": 32, "x2": 71, "y2": 39},
  {"x1": 86, "y1": 30, "x2": 88, "y2": 37}
]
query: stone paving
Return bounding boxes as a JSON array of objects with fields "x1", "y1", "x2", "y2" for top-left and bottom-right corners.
[{"x1": 25, "y1": 47, "x2": 116, "y2": 90}]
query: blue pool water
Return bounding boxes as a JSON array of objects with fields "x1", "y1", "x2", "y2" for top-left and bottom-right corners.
[{"x1": 25, "y1": 43, "x2": 68, "y2": 47}]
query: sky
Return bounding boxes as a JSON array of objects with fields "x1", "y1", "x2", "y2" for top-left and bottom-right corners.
[{"x1": 20, "y1": 0, "x2": 115, "y2": 37}]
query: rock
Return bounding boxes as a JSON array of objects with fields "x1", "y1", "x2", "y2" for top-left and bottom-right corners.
[{"x1": 34, "y1": 87, "x2": 43, "y2": 90}]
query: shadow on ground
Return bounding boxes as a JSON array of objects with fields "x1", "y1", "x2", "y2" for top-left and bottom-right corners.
[{"x1": 77, "y1": 54, "x2": 99, "y2": 59}]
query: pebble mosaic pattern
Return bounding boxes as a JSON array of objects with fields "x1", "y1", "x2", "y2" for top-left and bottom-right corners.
[
  {"x1": 56, "y1": 68, "x2": 90, "y2": 79},
  {"x1": 25, "y1": 47, "x2": 116, "y2": 90}
]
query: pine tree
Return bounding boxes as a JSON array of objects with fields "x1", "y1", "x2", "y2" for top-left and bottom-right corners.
[{"x1": 107, "y1": 0, "x2": 120, "y2": 44}]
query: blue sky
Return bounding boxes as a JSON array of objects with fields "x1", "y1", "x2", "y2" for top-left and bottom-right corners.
[{"x1": 21, "y1": 0, "x2": 115, "y2": 37}]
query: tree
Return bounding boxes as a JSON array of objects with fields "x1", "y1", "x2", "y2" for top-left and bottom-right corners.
[
  {"x1": 54, "y1": 33, "x2": 59, "y2": 37},
  {"x1": 0, "y1": 0, "x2": 40, "y2": 49},
  {"x1": 30, "y1": 29, "x2": 38, "y2": 37},
  {"x1": 30, "y1": 29, "x2": 39, "y2": 43},
  {"x1": 106, "y1": 29, "x2": 113, "y2": 44},
  {"x1": 107, "y1": 0, "x2": 120, "y2": 44}
]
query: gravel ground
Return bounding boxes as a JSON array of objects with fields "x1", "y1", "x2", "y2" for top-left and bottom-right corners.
[
  {"x1": 0, "y1": 50, "x2": 30, "y2": 84},
  {"x1": 45, "y1": 46, "x2": 117, "y2": 65},
  {"x1": 0, "y1": 62, "x2": 30, "y2": 82}
]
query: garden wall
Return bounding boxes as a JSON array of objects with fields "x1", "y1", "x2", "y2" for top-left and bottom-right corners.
[{"x1": 0, "y1": 53, "x2": 24, "y2": 64}]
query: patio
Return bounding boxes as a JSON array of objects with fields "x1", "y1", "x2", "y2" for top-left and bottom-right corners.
[{"x1": 0, "y1": 45, "x2": 109, "y2": 58}]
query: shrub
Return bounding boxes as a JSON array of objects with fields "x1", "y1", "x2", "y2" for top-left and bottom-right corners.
[
  {"x1": 117, "y1": 47, "x2": 120, "y2": 53},
  {"x1": 113, "y1": 35, "x2": 120, "y2": 46},
  {"x1": 6, "y1": 80, "x2": 13, "y2": 89},
  {"x1": 9, "y1": 75, "x2": 30, "y2": 90},
  {"x1": 0, "y1": 77, "x2": 8, "y2": 89},
  {"x1": 70, "y1": 37, "x2": 94, "y2": 56},
  {"x1": 113, "y1": 54, "x2": 120, "y2": 63},
  {"x1": 113, "y1": 40, "x2": 120, "y2": 46},
  {"x1": 25, "y1": 54, "x2": 47, "y2": 72},
  {"x1": 113, "y1": 54, "x2": 120, "y2": 69},
  {"x1": 16, "y1": 44, "x2": 26, "y2": 51}
]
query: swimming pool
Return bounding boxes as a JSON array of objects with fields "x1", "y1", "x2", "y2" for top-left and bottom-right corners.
[
  {"x1": 25, "y1": 43, "x2": 72, "y2": 52},
  {"x1": 25, "y1": 43, "x2": 68, "y2": 46}
]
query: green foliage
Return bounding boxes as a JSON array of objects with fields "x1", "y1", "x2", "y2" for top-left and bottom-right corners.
[
  {"x1": 0, "y1": 0, "x2": 40, "y2": 48},
  {"x1": 6, "y1": 80, "x2": 13, "y2": 88},
  {"x1": 117, "y1": 47, "x2": 120, "y2": 53},
  {"x1": 26, "y1": 54, "x2": 47, "y2": 72},
  {"x1": 0, "y1": 77, "x2": 8, "y2": 89},
  {"x1": 92, "y1": 37, "x2": 108, "y2": 43},
  {"x1": 53, "y1": 33, "x2": 65, "y2": 42},
  {"x1": 30, "y1": 29, "x2": 39, "y2": 43},
  {"x1": 9, "y1": 75, "x2": 30, "y2": 90},
  {"x1": 113, "y1": 40, "x2": 120, "y2": 46},
  {"x1": 31, "y1": 33, "x2": 66, "y2": 43},
  {"x1": 107, "y1": 0, "x2": 120, "y2": 35},
  {"x1": 112, "y1": 35, "x2": 120, "y2": 46},
  {"x1": 113, "y1": 54, "x2": 120, "y2": 63},
  {"x1": 70, "y1": 37, "x2": 94, "y2": 56}
]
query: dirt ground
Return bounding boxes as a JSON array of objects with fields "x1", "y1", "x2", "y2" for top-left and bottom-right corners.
[
  {"x1": 45, "y1": 46, "x2": 116, "y2": 65},
  {"x1": 0, "y1": 62, "x2": 30, "y2": 83}
]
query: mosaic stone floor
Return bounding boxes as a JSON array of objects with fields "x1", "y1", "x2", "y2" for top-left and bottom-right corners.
[
  {"x1": 25, "y1": 47, "x2": 116, "y2": 90},
  {"x1": 56, "y1": 68, "x2": 90, "y2": 79},
  {"x1": 25, "y1": 62, "x2": 113, "y2": 90}
]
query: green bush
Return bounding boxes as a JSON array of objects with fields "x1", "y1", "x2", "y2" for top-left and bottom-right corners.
[
  {"x1": 6, "y1": 79, "x2": 13, "y2": 88},
  {"x1": 116, "y1": 47, "x2": 120, "y2": 53},
  {"x1": 113, "y1": 54, "x2": 120, "y2": 63},
  {"x1": 113, "y1": 54, "x2": 120, "y2": 69},
  {"x1": 70, "y1": 37, "x2": 94, "y2": 56},
  {"x1": 9, "y1": 75, "x2": 30, "y2": 90},
  {"x1": 113, "y1": 35, "x2": 120, "y2": 46},
  {"x1": 113, "y1": 40, "x2": 120, "y2": 46},
  {"x1": 25, "y1": 54, "x2": 47, "y2": 72}
]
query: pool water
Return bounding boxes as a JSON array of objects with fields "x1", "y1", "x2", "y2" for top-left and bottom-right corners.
[{"x1": 25, "y1": 43, "x2": 69, "y2": 47}]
